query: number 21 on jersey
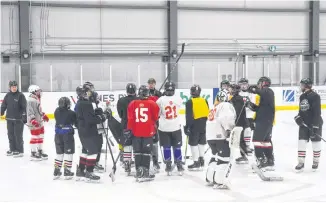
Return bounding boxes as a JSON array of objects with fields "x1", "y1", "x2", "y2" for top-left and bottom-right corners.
[
  {"x1": 165, "y1": 105, "x2": 177, "y2": 119},
  {"x1": 135, "y1": 107, "x2": 148, "y2": 122}
]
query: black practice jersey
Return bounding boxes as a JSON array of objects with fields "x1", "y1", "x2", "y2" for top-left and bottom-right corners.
[
  {"x1": 149, "y1": 88, "x2": 162, "y2": 98},
  {"x1": 75, "y1": 99, "x2": 103, "y2": 126},
  {"x1": 230, "y1": 94, "x2": 247, "y2": 127},
  {"x1": 250, "y1": 87, "x2": 275, "y2": 125},
  {"x1": 54, "y1": 107, "x2": 77, "y2": 127},
  {"x1": 298, "y1": 90, "x2": 323, "y2": 128},
  {"x1": 117, "y1": 95, "x2": 139, "y2": 129},
  {"x1": 1, "y1": 91, "x2": 27, "y2": 120}
]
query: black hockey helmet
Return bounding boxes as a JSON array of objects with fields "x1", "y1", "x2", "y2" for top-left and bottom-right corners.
[
  {"x1": 58, "y1": 97, "x2": 71, "y2": 109},
  {"x1": 126, "y1": 83, "x2": 137, "y2": 95},
  {"x1": 164, "y1": 81, "x2": 176, "y2": 96},
  {"x1": 229, "y1": 84, "x2": 241, "y2": 95},
  {"x1": 83, "y1": 81, "x2": 95, "y2": 91},
  {"x1": 9, "y1": 80, "x2": 18, "y2": 87},
  {"x1": 300, "y1": 78, "x2": 313, "y2": 90},
  {"x1": 220, "y1": 80, "x2": 230, "y2": 90},
  {"x1": 238, "y1": 78, "x2": 249, "y2": 84},
  {"x1": 238, "y1": 78, "x2": 249, "y2": 91},
  {"x1": 190, "y1": 84, "x2": 201, "y2": 97},
  {"x1": 257, "y1": 76, "x2": 271, "y2": 87},
  {"x1": 138, "y1": 85, "x2": 150, "y2": 99},
  {"x1": 76, "y1": 85, "x2": 84, "y2": 98},
  {"x1": 148, "y1": 78, "x2": 156, "y2": 84}
]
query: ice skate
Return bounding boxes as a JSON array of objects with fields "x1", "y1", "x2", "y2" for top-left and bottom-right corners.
[
  {"x1": 53, "y1": 167, "x2": 62, "y2": 180},
  {"x1": 246, "y1": 147, "x2": 253, "y2": 156},
  {"x1": 6, "y1": 150, "x2": 13, "y2": 156},
  {"x1": 165, "y1": 161, "x2": 173, "y2": 176},
  {"x1": 85, "y1": 171, "x2": 100, "y2": 183},
  {"x1": 13, "y1": 152, "x2": 23, "y2": 158},
  {"x1": 94, "y1": 163, "x2": 104, "y2": 173},
  {"x1": 30, "y1": 152, "x2": 42, "y2": 161},
  {"x1": 138, "y1": 168, "x2": 155, "y2": 183},
  {"x1": 75, "y1": 166, "x2": 86, "y2": 181},
  {"x1": 38, "y1": 150, "x2": 48, "y2": 160},
  {"x1": 213, "y1": 183, "x2": 229, "y2": 190},
  {"x1": 124, "y1": 160, "x2": 132, "y2": 176},
  {"x1": 265, "y1": 158, "x2": 275, "y2": 171},
  {"x1": 135, "y1": 167, "x2": 144, "y2": 182},
  {"x1": 176, "y1": 161, "x2": 184, "y2": 176},
  {"x1": 312, "y1": 161, "x2": 319, "y2": 172},
  {"x1": 236, "y1": 156, "x2": 249, "y2": 164},
  {"x1": 209, "y1": 157, "x2": 216, "y2": 164},
  {"x1": 188, "y1": 161, "x2": 201, "y2": 171},
  {"x1": 64, "y1": 168, "x2": 74, "y2": 180},
  {"x1": 199, "y1": 157, "x2": 205, "y2": 168},
  {"x1": 295, "y1": 163, "x2": 304, "y2": 173},
  {"x1": 153, "y1": 159, "x2": 160, "y2": 173}
]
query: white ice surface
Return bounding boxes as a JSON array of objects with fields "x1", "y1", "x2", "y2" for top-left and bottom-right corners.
[{"x1": 1, "y1": 111, "x2": 326, "y2": 203}]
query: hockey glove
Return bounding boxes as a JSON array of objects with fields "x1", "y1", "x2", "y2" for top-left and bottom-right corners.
[
  {"x1": 123, "y1": 129, "x2": 133, "y2": 146},
  {"x1": 22, "y1": 114, "x2": 27, "y2": 124},
  {"x1": 104, "y1": 108, "x2": 112, "y2": 120},
  {"x1": 98, "y1": 114, "x2": 106, "y2": 123},
  {"x1": 31, "y1": 119, "x2": 40, "y2": 127},
  {"x1": 248, "y1": 85, "x2": 258, "y2": 94},
  {"x1": 246, "y1": 101, "x2": 257, "y2": 112},
  {"x1": 183, "y1": 126, "x2": 191, "y2": 136},
  {"x1": 94, "y1": 108, "x2": 104, "y2": 116},
  {"x1": 42, "y1": 114, "x2": 49, "y2": 122},
  {"x1": 225, "y1": 130, "x2": 231, "y2": 138},
  {"x1": 310, "y1": 126, "x2": 320, "y2": 139},
  {"x1": 294, "y1": 115, "x2": 304, "y2": 126}
]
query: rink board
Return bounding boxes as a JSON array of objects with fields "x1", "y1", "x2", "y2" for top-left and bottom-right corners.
[{"x1": 1, "y1": 86, "x2": 326, "y2": 119}]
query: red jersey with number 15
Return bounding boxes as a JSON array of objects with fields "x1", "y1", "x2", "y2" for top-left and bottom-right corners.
[{"x1": 127, "y1": 99, "x2": 160, "y2": 137}]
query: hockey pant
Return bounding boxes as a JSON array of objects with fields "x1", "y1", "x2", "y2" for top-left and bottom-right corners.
[
  {"x1": 7, "y1": 120, "x2": 24, "y2": 153},
  {"x1": 297, "y1": 125, "x2": 322, "y2": 164},
  {"x1": 152, "y1": 133, "x2": 159, "y2": 164},
  {"x1": 252, "y1": 122, "x2": 273, "y2": 160},
  {"x1": 158, "y1": 129, "x2": 182, "y2": 162},
  {"x1": 132, "y1": 137, "x2": 153, "y2": 170},
  {"x1": 30, "y1": 126, "x2": 45, "y2": 153},
  {"x1": 96, "y1": 133, "x2": 103, "y2": 163},
  {"x1": 206, "y1": 139, "x2": 230, "y2": 184},
  {"x1": 189, "y1": 120, "x2": 207, "y2": 162},
  {"x1": 54, "y1": 133, "x2": 75, "y2": 170},
  {"x1": 78, "y1": 134, "x2": 100, "y2": 172}
]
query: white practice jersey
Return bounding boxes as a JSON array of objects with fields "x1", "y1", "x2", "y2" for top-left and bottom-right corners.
[
  {"x1": 206, "y1": 102, "x2": 236, "y2": 141},
  {"x1": 156, "y1": 95, "x2": 183, "y2": 132},
  {"x1": 239, "y1": 91, "x2": 256, "y2": 118}
]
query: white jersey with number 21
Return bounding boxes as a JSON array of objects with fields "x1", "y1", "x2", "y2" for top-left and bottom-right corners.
[{"x1": 156, "y1": 95, "x2": 183, "y2": 132}]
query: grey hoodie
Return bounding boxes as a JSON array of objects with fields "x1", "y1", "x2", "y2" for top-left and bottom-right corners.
[{"x1": 27, "y1": 94, "x2": 44, "y2": 130}]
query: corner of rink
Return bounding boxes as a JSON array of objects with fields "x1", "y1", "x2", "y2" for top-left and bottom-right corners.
[{"x1": 0, "y1": 110, "x2": 326, "y2": 202}]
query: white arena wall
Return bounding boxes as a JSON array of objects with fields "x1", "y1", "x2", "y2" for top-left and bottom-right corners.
[{"x1": 1, "y1": 86, "x2": 326, "y2": 119}]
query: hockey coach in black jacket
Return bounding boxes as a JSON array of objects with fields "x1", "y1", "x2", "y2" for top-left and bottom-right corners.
[{"x1": 1, "y1": 81, "x2": 27, "y2": 157}]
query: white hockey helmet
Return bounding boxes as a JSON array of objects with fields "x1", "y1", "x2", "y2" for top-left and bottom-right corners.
[
  {"x1": 28, "y1": 85, "x2": 42, "y2": 96},
  {"x1": 217, "y1": 89, "x2": 230, "y2": 102}
]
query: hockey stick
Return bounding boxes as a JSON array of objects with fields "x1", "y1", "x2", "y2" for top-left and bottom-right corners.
[
  {"x1": 158, "y1": 43, "x2": 186, "y2": 91},
  {"x1": 302, "y1": 123, "x2": 326, "y2": 143},
  {"x1": 183, "y1": 136, "x2": 189, "y2": 165}
]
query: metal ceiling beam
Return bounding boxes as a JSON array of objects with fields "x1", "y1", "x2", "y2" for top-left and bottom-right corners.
[
  {"x1": 167, "y1": 0, "x2": 178, "y2": 86},
  {"x1": 308, "y1": 1, "x2": 320, "y2": 85},
  {"x1": 178, "y1": 6, "x2": 310, "y2": 13},
  {"x1": 18, "y1": 1, "x2": 31, "y2": 92}
]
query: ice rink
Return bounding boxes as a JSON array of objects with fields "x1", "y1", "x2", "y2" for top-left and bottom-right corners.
[{"x1": 1, "y1": 110, "x2": 326, "y2": 203}]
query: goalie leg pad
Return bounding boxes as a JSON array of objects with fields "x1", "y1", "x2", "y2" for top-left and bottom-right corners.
[
  {"x1": 206, "y1": 161, "x2": 218, "y2": 183},
  {"x1": 213, "y1": 162, "x2": 229, "y2": 185}
]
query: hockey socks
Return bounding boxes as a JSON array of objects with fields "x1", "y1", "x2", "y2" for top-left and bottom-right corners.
[
  {"x1": 64, "y1": 154, "x2": 73, "y2": 169},
  {"x1": 198, "y1": 144, "x2": 205, "y2": 157},
  {"x1": 163, "y1": 147, "x2": 172, "y2": 161},
  {"x1": 298, "y1": 140, "x2": 308, "y2": 163},
  {"x1": 243, "y1": 128, "x2": 252, "y2": 148},
  {"x1": 86, "y1": 154, "x2": 97, "y2": 172},
  {"x1": 312, "y1": 141, "x2": 321, "y2": 163},
  {"x1": 173, "y1": 147, "x2": 182, "y2": 162},
  {"x1": 79, "y1": 153, "x2": 87, "y2": 171},
  {"x1": 123, "y1": 146, "x2": 132, "y2": 161},
  {"x1": 55, "y1": 154, "x2": 64, "y2": 169},
  {"x1": 152, "y1": 143, "x2": 159, "y2": 162},
  {"x1": 190, "y1": 146, "x2": 199, "y2": 161}
]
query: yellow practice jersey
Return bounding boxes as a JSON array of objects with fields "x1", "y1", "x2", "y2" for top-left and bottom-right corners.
[{"x1": 192, "y1": 97, "x2": 209, "y2": 120}]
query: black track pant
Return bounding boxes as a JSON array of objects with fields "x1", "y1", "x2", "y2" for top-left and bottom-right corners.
[
  {"x1": 7, "y1": 120, "x2": 24, "y2": 153},
  {"x1": 132, "y1": 136, "x2": 153, "y2": 170}
]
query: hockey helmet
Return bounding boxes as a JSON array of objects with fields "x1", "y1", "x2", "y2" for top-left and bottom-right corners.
[
  {"x1": 164, "y1": 81, "x2": 176, "y2": 96},
  {"x1": 9, "y1": 81, "x2": 18, "y2": 87},
  {"x1": 83, "y1": 82, "x2": 96, "y2": 100},
  {"x1": 148, "y1": 78, "x2": 156, "y2": 84},
  {"x1": 300, "y1": 78, "x2": 313, "y2": 91},
  {"x1": 138, "y1": 85, "x2": 150, "y2": 98},
  {"x1": 28, "y1": 85, "x2": 42, "y2": 97},
  {"x1": 76, "y1": 85, "x2": 84, "y2": 98},
  {"x1": 257, "y1": 76, "x2": 271, "y2": 88},
  {"x1": 190, "y1": 84, "x2": 201, "y2": 97},
  {"x1": 220, "y1": 80, "x2": 230, "y2": 90},
  {"x1": 238, "y1": 78, "x2": 249, "y2": 91},
  {"x1": 126, "y1": 83, "x2": 137, "y2": 95},
  {"x1": 83, "y1": 81, "x2": 95, "y2": 91},
  {"x1": 58, "y1": 97, "x2": 71, "y2": 109},
  {"x1": 229, "y1": 84, "x2": 241, "y2": 96},
  {"x1": 217, "y1": 89, "x2": 230, "y2": 102}
]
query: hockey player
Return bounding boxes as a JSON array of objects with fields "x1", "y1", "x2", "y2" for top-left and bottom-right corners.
[
  {"x1": 184, "y1": 84, "x2": 210, "y2": 170},
  {"x1": 147, "y1": 78, "x2": 162, "y2": 171},
  {"x1": 75, "y1": 82, "x2": 108, "y2": 182},
  {"x1": 206, "y1": 89, "x2": 240, "y2": 189},
  {"x1": 127, "y1": 85, "x2": 160, "y2": 182},
  {"x1": 53, "y1": 97, "x2": 77, "y2": 180},
  {"x1": 117, "y1": 83, "x2": 139, "y2": 174},
  {"x1": 1, "y1": 81, "x2": 27, "y2": 157},
  {"x1": 156, "y1": 81, "x2": 184, "y2": 175},
  {"x1": 247, "y1": 77, "x2": 275, "y2": 170},
  {"x1": 229, "y1": 84, "x2": 249, "y2": 164},
  {"x1": 27, "y1": 85, "x2": 49, "y2": 161},
  {"x1": 294, "y1": 78, "x2": 323, "y2": 172},
  {"x1": 238, "y1": 78, "x2": 255, "y2": 155}
]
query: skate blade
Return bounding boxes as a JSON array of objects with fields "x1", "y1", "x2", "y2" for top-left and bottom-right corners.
[
  {"x1": 137, "y1": 178, "x2": 154, "y2": 183},
  {"x1": 264, "y1": 166, "x2": 275, "y2": 171},
  {"x1": 42, "y1": 157, "x2": 48, "y2": 160},
  {"x1": 213, "y1": 184, "x2": 229, "y2": 190},
  {"x1": 188, "y1": 168, "x2": 201, "y2": 171},
  {"x1": 85, "y1": 178, "x2": 100, "y2": 183},
  {"x1": 295, "y1": 169, "x2": 304, "y2": 173},
  {"x1": 166, "y1": 171, "x2": 172, "y2": 176},
  {"x1": 178, "y1": 171, "x2": 184, "y2": 176},
  {"x1": 53, "y1": 176, "x2": 61, "y2": 180},
  {"x1": 94, "y1": 169, "x2": 105, "y2": 174},
  {"x1": 312, "y1": 168, "x2": 318, "y2": 172},
  {"x1": 206, "y1": 182, "x2": 214, "y2": 187},
  {"x1": 13, "y1": 155, "x2": 24, "y2": 158},
  {"x1": 64, "y1": 176, "x2": 74, "y2": 180},
  {"x1": 236, "y1": 161, "x2": 249, "y2": 165},
  {"x1": 6, "y1": 154, "x2": 13, "y2": 156},
  {"x1": 30, "y1": 158, "x2": 42, "y2": 161},
  {"x1": 75, "y1": 177, "x2": 85, "y2": 181}
]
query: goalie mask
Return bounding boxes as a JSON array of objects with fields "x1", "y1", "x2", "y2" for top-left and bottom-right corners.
[{"x1": 217, "y1": 89, "x2": 230, "y2": 102}]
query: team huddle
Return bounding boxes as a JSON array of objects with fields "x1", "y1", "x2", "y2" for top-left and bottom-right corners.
[{"x1": 1, "y1": 76, "x2": 323, "y2": 187}]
